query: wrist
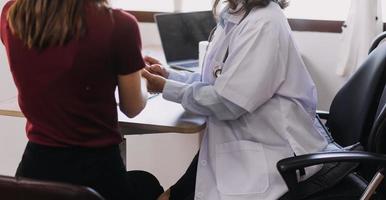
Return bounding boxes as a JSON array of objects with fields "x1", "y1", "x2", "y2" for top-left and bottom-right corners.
[
  {"x1": 164, "y1": 69, "x2": 171, "y2": 79},
  {"x1": 162, "y1": 80, "x2": 187, "y2": 104},
  {"x1": 160, "y1": 78, "x2": 166, "y2": 92}
]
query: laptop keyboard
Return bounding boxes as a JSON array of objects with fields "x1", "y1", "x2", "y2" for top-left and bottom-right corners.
[{"x1": 179, "y1": 61, "x2": 198, "y2": 68}]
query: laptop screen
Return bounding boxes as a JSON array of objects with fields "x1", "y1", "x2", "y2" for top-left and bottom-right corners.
[{"x1": 155, "y1": 11, "x2": 217, "y2": 63}]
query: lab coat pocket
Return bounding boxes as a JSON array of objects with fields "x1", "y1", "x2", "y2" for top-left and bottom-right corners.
[{"x1": 216, "y1": 140, "x2": 269, "y2": 195}]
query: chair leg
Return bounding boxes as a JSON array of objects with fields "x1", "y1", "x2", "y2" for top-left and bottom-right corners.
[{"x1": 360, "y1": 169, "x2": 384, "y2": 200}]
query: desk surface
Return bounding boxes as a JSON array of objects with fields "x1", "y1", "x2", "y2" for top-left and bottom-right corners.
[
  {"x1": 0, "y1": 95, "x2": 206, "y2": 135},
  {"x1": 0, "y1": 96, "x2": 23, "y2": 118},
  {"x1": 119, "y1": 95, "x2": 206, "y2": 134}
]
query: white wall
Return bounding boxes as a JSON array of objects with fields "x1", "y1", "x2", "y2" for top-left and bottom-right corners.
[
  {"x1": 292, "y1": 31, "x2": 347, "y2": 110},
  {"x1": 0, "y1": 6, "x2": 347, "y2": 189}
]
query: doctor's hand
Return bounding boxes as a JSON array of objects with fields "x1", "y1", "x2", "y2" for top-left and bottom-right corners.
[
  {"x1": 145, "y1": 64, "x2": 169, "y2": 78},
  {"x1": 144, "y1": 56, "x2": 169, "y2": 78},
  {"x1": 141, "y1": 69, "x2": 166, "y2": 93},
  {"x1": 157, "y1": 188, "x2": 171, "y2": 200}
]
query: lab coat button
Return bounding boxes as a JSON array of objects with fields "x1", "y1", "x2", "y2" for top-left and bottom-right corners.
[{"x1": 200, "y1": 160, "x2": 207, "y2": 166}]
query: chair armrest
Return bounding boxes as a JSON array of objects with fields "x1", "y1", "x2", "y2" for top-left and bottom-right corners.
[
  {"x1": 276, "y1": 152, "x2": 386, "y2": 190},
  {"x1": 316, "y1": 110, "x2": 329, "y2": 120}
]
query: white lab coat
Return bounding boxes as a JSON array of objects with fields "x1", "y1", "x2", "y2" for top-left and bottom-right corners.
[{"x1": 163, "y1": 2, "x2": 328, "y2": 200}]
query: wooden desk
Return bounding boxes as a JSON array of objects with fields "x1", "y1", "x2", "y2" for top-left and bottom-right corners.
[
  {"x1": 0, "y1": 95, "x2": 206, "y2": 135},
  {"x1": 119, "y1": 95, "x2": 206, "y2": 135},
  {"x1": 0, "y1": 96, "x2": 23, "y2": 118}
]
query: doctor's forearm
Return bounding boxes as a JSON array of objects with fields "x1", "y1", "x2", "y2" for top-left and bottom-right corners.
[
  {"x1": 163, "y1": 80, "x2": 246, "y2": 120},
  {"x1": 167, "y1": 70, "x2": 201, "y2": 84}
]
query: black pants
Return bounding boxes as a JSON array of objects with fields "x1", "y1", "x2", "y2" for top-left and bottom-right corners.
[
  {"x1": 16, "y1": 142, "x2": 164, "y2": 200},
  {"x1": 169, "y1": 152, "x2": 198, "y2": 200}
]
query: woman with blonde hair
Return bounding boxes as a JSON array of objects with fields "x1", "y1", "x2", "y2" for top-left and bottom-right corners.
[
  {"x1": 1, "y1": 0, "x2": 163, "y2": 199},
  {"x1": 143, "y1": 0, "x2": 328, "y2": 199}
]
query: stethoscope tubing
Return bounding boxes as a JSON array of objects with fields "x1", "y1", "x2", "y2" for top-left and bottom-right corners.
[{"x1": 201, "y1": 9, "x2": 251, "y2": 80}]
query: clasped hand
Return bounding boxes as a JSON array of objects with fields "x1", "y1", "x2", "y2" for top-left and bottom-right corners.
[{"x1": 141, "y1": 56, "x2": 170, "y2": 94}]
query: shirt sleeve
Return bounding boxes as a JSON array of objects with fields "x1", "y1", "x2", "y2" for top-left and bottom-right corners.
[
  {"x1": 1, "y1": 1, "x2": 14, "y2": 44},
  {"x1": 112, "y1": 10, "x2": 145, "y2": 75},
  {"x1": 214, "y1": 20, "x2": 287, "y2": 112},
  {"x1": 167, "y1": 69, "x2": 201, "y2": 84},
  {"x1": 163, "y1": 79, "x2": 246, "y2": 121}
]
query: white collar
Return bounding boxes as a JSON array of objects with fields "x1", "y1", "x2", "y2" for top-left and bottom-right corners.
[{"x1": 219, "y1": 3, "x2": 246, "y2": 26}]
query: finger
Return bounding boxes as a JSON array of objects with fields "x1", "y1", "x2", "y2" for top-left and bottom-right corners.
[
  {"x1": 144, "y1": 65, "x2": 152, "y2": 72},
  {"x1": 151, "y1": 64, "x2": 162, "y2": 69},
  {"x1": 141, "y1": 69, "x2": 153, "y2": 80},
  {"x1": 145, "y1": 68, "x2": 159, "y2": 77},
  {"x1": 144, "y1": 56, "x2": 161, "y2": 65},
  {"x1": 147, "y1": 64, "x2": 164, "y2": 76},
  {"x1": 147, "y1": 64, "x2": 160, "y2": 73},
  {"x1": 146, "y1": 56, "x2": 161, "y2": 64}
]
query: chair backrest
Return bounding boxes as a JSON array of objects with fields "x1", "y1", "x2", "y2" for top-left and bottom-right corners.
[
  {"x1": 376, "y1": 85, "x2": 386, "y2": 118},
  {"x1": 369, "y1": 32, "x2": 386, "y2": 54},
  {"x1": 366, "y1": 103, "x2": 386, "y2": 200},
  {"x1": 0, "y1": 175, "x2": 104, "y2": 200},
  {"x1": 368, "y1": 96, "x2": 386, "y2": 154},
  {"x1": 326, "y1": 43, "x2": 386, "y2": 148}
]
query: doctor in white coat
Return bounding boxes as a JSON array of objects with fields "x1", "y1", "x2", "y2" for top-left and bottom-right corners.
[{"x1": 142, "y1": 0, "x2": 328, "y2": 199}]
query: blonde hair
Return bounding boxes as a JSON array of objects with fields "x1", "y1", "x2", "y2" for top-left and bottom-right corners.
[{"x1": 8, "y1": 0, "x2": 109, "y2": 49}]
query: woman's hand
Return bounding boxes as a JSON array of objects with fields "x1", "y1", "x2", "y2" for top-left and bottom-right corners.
[
  {"x1": 145, "y1": 64, "x2": 170, "y2": 78},
  {"x1": 144, "y1": 56, "x2": 170, "y2": 78},
  {"x1": 144, "y1": 55, "x2": 161, "y2": 65},
  {"x1": 157, "y1": 189, "x2": 171, "y2": 200},
  {"x1": 141, "y1": 69, "x2": 166, "y2": 93}
]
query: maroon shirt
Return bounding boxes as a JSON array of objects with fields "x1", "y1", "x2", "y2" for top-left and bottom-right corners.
[{"x1": 1, "y1": 1, "x2": 145, "y2": 147}]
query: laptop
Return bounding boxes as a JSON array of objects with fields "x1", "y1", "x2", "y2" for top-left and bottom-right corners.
[{"x1": 155, "y1": 11, "x2": 217, "y2": 72}]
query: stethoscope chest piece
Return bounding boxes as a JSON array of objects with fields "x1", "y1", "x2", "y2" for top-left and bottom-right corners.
[{"x1": 213, "y1": 66, "x2": 222, "y2": 78}]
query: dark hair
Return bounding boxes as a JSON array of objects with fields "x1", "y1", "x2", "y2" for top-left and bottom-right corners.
[{"x1": 213, "y1": 0, "x2": 289, "y2": 14}]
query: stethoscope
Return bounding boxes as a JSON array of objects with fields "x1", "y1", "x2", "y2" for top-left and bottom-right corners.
[
  {"x1": 201, "y1": 9, "x2": 251, "y2": 79},
  {"x1": 201, "y1": 27, "x2": 224, "y2": 79}
]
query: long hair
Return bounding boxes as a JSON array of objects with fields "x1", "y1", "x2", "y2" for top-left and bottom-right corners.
[
  {"x1": 213, "y1": 0, "x2": 289, "y2": 14},
  {"x1": 7, "y1": 0, "x2": 109, "y2": 49}
]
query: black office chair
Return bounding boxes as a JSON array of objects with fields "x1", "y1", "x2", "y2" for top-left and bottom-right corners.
[
  {"x1": 369, "y1": 32, "x2": 386, "y2": 54},
  {"x1": 0, "y1": 175, "x2": 105, "y2": 200},
  {"x1": 276, "y1": 43, "x2": 386, "y2": 200},
  {"x1": 320, "y1": 42, "x2": 386, "y2": 148},
  {"x1": 368, "y1": 105, "x2": 386, "y2": 156},
  {"x1": 365, "y1": 95, "x2": 386, "y2": 199},
  {"x1": 278, "y1": 103, "x2": 386, "y2": 200}
]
